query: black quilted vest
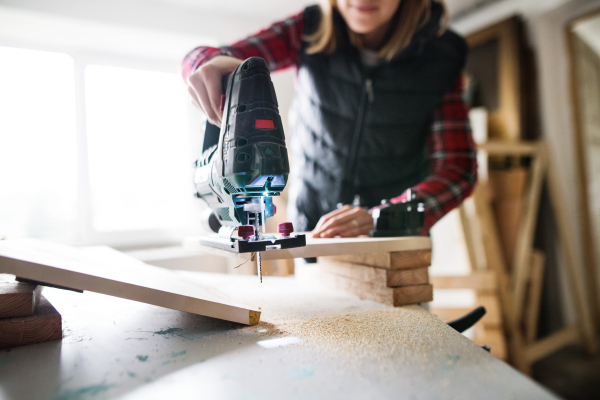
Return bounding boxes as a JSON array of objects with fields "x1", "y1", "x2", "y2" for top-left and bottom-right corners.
[{"x1": 288, "y1": 2, "x2": 467, "y2": 231}]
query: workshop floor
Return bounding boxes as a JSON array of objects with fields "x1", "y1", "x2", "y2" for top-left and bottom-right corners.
[{"x1": 532, "y1": 339, "x2": 600, "y2": 400}]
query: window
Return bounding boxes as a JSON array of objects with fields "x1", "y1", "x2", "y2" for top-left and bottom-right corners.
[
  {"x1": 85, "y1": 65, "x2": 191, "y2": 232},
  {"x1": 0, "y1": 46, "x2": 77, "y2": 239},
  {"x1": 0, "y1": 46, "x2": 200, "y2": 246}
]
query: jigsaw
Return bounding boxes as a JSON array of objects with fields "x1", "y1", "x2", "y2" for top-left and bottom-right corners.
[{"x1": 194, "y1": 57, "x2": 306, "y2": 282}]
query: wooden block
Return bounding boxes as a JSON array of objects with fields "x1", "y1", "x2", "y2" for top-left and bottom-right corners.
[
  {"x1": 0, "y1": 239, "x2": 260, "y2": 326},
  {"x1": 430, "y1": 272, "x2": 497, "y2": 292},
  {"x1": 393, "y1": 284, "x2": 433, "y2": 306},
  {"x1": 0, "y1": 295, "x2": 62, "y2": 349},
  {"x1": 322, "y1": 249, "x2": 431, "y2": 270},
  {"x1": 317, "y1": 259, "x2": 429, "y2": 287},
  {"x1": 299, "y1": 266, "x2": 432, "y2": 306},
  {"x1": 0, "y1": 282, "x2": 42, "y2": 318}
]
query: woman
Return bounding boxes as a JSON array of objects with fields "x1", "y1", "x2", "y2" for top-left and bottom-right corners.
[{"x1": 182, "y1": 0, "x2": 477, "y2": 238}]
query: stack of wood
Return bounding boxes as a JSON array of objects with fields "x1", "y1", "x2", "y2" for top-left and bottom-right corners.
[
  {"x1": 307, "y1": 249, "x2": 433, "y2": 307},
  {"x1": 0, "y1": 281, "x2": 62, "y2": 349}
]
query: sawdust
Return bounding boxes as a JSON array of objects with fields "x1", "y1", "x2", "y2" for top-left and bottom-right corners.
[
  {"x1": 239, "y1": 306, "x2": 501, "y2": 396},
  {"x1": 242, "y1": 307, "x2": 452, "y2": 362}
]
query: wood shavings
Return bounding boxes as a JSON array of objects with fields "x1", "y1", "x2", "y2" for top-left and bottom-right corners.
[{"x1": 241, "y1": 305, "x2": 494, "y2": 387}]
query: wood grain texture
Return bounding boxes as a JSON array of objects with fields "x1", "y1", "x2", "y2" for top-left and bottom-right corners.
[
  {"x1": 321, "y1": 249, "x2": 431, "y2": 270},
  {"x1": 430, "y1": 272, "x2": 497, "y2": 292},
  {"x1": 317, "y1": 259, "x2": 429, "y2": 288},
  {"x1": 0, "y1": 282, "x2": 42, "y2": 318},
  {"x1": 0, "y1": 295, "x2": 62, "y2": 349},
  {"x1": 0, "y1": 240, "x2": 260, "y2": 326},
  {"x1": 525, "y1": 250, "x2": 545, "y2": 343},
  {"x1": 185, "y1": 235, "x2": 431, "y2": 261},
  {"x1": 297, "y1": 265, "x2": 432, "y2": 306}
]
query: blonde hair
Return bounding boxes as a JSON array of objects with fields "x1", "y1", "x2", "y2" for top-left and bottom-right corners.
[{"x1": 306, "y1": 0, "x2": 448, "y2": 61}]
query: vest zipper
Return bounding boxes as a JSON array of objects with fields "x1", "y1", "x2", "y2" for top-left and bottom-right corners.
[{"x1": 343, "y1": 78, "x2": 373, "y2": 204}]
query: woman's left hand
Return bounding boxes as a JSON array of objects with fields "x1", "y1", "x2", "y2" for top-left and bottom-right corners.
[{"x1": 311, "y1": 205, "x2": 374, "y2": 238}]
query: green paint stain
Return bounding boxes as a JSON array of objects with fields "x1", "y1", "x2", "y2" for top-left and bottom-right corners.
[
  {"x1": 161, "y1": 361, "x2": 171, "y2": 366},
  {"x1": 446, "y1": 354, "x2": 460, "y2": 362},
  {"x1": 172, "y1": 350, "x2": 187, "y2": 357},
  {"x1": 53, "y1": 384, "x2": 114, "y2": 400},
  {"x1": 443, "y1": 354, "x2": 461, "y2": 371},
  {"x1": 127, "y1": 371, "x2": 136, "y2": 378},
  {"x1": 136, "y1": 355, "x2": 149, "y2": 362},
  {"x1": 154, "y1": 328, "x2": 183, "y2": 336}
]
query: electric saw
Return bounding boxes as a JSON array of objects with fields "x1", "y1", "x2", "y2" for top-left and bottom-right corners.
[{"x1": 193, "y1": 57, "x2": 306, "y2": 281}]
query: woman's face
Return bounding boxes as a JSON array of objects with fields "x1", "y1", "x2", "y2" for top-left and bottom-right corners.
[{"x1": 336, "y1": 0, "x2": 402, "y2": 34}]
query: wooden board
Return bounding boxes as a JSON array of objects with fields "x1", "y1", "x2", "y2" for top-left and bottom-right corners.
[
  {"x1": 185, "y1": 235, "x2": 431, "y2": 261},
  {"x1": 321, "y1": 249, "x2": 432, "y2": 270},
  {"x1": 0, "y1": 282, "x2": 42, "y2": 318},
  {"x1": 297, "y1": 265, "x2": 433, "y2": 306},
  {"x1": 0, "y1": 239, "x2": 260, "y2": 326},
  {"x1": 317, "y1": 259, "x2": 429, "y2": 287},
  {"x1": 0, "y1": 295, "x2": 62, "y2": 349}
]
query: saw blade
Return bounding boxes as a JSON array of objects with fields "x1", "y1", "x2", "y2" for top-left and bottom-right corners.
[{"x1": 257, "y1": 251, "x2": 262, "y2": 283}]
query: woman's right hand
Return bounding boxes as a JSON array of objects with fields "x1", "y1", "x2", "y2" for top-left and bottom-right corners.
[{"x1": 187, "y1": 55, "x2": 243, "y2": 126}]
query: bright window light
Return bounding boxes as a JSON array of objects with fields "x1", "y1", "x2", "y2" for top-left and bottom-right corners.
[
  {"x1": 84, "y1": 65, "x2": 191, "y2": 232},
  {"x1": 0, "y1": 46, "x2": 77, "y2": 239}
]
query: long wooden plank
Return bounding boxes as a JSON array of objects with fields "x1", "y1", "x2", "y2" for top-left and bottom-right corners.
[
  {"x1": 0, "y1": 239, "x2": 260, "y2": 325},
  {"x1": 472, "y1": 183, "x2": 528, "y2": 371},
  {"x1": 0, "y1": 295, "x2": 62, "y2": 349},
  {"x1": 0, "y1": 282, "x2": 42, "y2": 318},
  {"x1": 317, "y1": 259, "x2": 429, "y2": 287},
  {"x1": 525, "y1": 250, "x2": 546, "y2": 343},
  {"x1": 512, "y1": 143, "x2": 546, "y2": 321},
  {"x1": 185, "y1": 235, "x2": 431, "y2": 261}
]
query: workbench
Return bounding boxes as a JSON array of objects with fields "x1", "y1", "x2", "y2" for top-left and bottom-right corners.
[{"x1": 0, "y1": 271, "x2": 557, "y2": 400}]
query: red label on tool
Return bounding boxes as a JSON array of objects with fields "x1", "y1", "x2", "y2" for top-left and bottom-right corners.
[
  {"x1": 219, "y1": 94, "x2": 226, "y2": 112},
  {"x1": 254, "y1": 119, "x2": 275, "y2": 129}
]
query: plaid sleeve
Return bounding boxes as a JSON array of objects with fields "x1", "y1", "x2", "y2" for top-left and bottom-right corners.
[
  {"x1": 182, "y1": 11, "x2": 304, "y2": 82},
  {"x1": 389, "y1": 77, "x2": 478, "y2": 235}
]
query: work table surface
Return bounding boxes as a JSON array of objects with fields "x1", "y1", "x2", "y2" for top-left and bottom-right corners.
[{"x1": 0, "y1": 272, "x2": 556, "y2": 400}]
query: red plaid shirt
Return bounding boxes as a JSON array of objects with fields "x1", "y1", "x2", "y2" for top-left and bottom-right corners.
[{"x1": 182, "y1": 11, "x2": 477, "y2": 234}]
